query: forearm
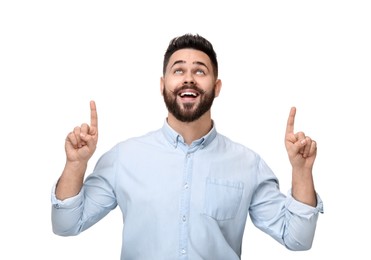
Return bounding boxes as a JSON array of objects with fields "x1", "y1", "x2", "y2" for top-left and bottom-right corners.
[
  {"x1": 291, "y1": 167, "x2": 317, "y2": 207},
  {"x1": 55, "y1": 161, "x2": 87, "y2": 200}
]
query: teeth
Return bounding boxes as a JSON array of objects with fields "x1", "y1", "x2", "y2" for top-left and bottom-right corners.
[{"x1": 180, "y1": 92, "x2": 197, "y2": 97}]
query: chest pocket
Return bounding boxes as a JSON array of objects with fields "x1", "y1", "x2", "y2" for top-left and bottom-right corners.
[{"x1": 204, "y1": 178, "x2": 244, "y2": 221}]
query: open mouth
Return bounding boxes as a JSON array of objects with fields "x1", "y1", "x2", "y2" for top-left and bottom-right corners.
[
  {"x1": 178, "y1": 89, "x2": 200, "y2": 100},
  {"x1": 179, "y1": 91, "x2": 199, "y2": 98}
]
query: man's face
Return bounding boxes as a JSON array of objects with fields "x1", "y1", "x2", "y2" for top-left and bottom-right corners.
[{"x1": 161, "y1": 49, "x2": 220, "y2": 122}]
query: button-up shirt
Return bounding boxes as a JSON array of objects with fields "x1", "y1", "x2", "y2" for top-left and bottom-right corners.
[{"x1": 51, "y1": 120, "x2": 323, "y2": 260}]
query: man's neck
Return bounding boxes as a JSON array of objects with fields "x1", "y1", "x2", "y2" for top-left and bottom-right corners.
[{"x1": 167, "y1": 113, "x2": 213, "y2": 145}]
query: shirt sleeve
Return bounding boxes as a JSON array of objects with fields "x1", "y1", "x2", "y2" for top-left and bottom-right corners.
[
  {"x1": 51, "y1": 182, "x2": 86, "y2": 236},
  {"x1": 282, "y1": 191, "x2": 324, "y2": 250},
  {"x1": 249, "y1": 156, "x2": 324, "y2": 251},
  {"x1": 51, "y1": 146, "x2": 118, "y2": 236}
]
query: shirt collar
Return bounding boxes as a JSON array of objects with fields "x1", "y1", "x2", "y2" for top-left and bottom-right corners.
[{"x1": 161, "y1": 119, "x2": 217, "y2": 149}]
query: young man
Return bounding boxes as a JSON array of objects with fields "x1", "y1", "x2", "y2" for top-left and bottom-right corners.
[{"x1": 51, "y1": 34, "x2": 323, "y2": 259}]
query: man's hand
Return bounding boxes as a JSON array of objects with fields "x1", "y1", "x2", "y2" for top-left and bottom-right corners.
[
  {"x1": 65, "y1": 100, "x2": 98, "y2": 164},
  {"x1": 285, "y1": 107, "x2": 317, "y2": 170}
]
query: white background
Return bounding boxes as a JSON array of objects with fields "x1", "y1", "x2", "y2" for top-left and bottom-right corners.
[{"x1": 1, "y1": 1, "x2": 370, "y2": 259}]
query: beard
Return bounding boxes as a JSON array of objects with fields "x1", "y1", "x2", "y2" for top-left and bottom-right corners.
[{"x1": 162, "y1": 84, "x2": 216, "y2": 123}]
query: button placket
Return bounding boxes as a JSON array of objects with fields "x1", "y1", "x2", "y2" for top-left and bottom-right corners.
[{"x1": 179, "y1": 151, "x2": 193, "y2": 258}]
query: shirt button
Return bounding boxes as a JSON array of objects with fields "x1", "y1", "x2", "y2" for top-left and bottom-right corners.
[
  {"x1": 181, "y1": 249, "x2": 186, "y2": 255},
  {"x1": 182, "y1": 215, "x2": 186, "y2": 222},
  {"x1": 184, "y1": 183, "x2": 189, "y2": 189}
]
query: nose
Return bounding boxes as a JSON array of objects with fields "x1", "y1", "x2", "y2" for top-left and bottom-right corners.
[{"x1": 183, "y1": 71, "x2": 195, "y2": 85}]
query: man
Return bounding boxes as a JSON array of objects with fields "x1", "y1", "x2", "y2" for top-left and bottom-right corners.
[{"x1": 51, "y1": 34, "x2": 323, "y2": 259}]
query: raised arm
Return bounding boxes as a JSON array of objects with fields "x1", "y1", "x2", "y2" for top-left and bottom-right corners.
[
  {"x1": 55, "y1": 101, "x2": 99, "y2": 200},
  {"x1": 285, "y1": 107, "x2": 317, "y2": 207}
]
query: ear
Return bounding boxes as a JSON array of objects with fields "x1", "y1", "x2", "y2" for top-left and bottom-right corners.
[
  {"x1": 214, "y1": 79, "x2": 222, "y2": 97},
  {"x1": 160, "y1": 77, "x2": 164, "y2": 96}
]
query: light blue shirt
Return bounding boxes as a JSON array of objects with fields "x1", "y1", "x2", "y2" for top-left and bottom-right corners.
[{"x1": 51, "y1": 121, "x2": 323, "y2": 260}]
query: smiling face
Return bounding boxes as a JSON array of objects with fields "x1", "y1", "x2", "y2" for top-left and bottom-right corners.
[{"x1": 161, "y1": 49, "x2": 221, "y2": 122}]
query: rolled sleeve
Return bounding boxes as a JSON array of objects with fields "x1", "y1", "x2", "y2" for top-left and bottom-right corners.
[
  {"x1": 285, "y1": 190, "x2": 324, "y2": 218},
  {"x1": 50, "y1": 183, "x2": 84, "y2": 209}
]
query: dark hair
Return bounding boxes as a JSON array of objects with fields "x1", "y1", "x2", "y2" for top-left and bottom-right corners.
[{"x1": 163, "y1": 34, "x2": 218, "y2": 78}]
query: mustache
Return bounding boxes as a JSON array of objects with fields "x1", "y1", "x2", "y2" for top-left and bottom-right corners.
[{"x1": 170, "y1": 84, "x2": 206, "y2": 95}]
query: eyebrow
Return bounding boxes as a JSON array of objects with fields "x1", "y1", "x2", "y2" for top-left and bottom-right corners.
[{"x1": 170, "y1": 60, "x2": 209, "y2": 69}]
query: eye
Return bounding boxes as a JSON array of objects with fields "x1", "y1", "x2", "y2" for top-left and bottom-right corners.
[
  {"x1": 195, "y1": 69, "x2": 205, "y2": 75},
  {"x1": 174, "y1": 69, "x2": 183, "y2": 74}
]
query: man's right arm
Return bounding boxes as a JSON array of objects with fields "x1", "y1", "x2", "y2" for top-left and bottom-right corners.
[{"x1": 55, "y1": 100, "x2": 98, "y2": 200}]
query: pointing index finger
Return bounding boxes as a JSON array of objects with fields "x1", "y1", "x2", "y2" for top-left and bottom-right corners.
[
  {"x1": 90, "y1": 100, "x2": 98, "y2": 130},
  {"x1": 286, "y1": 106, "x2": 296, "y2": 135}
]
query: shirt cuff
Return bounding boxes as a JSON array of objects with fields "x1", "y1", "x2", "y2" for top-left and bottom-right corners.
[
  {"x1": 51, "y1": 182, "x2": 83, "y2": 209},
  {"x1": 285, "y1": 190, "x2": 324, "y2": 218}
]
